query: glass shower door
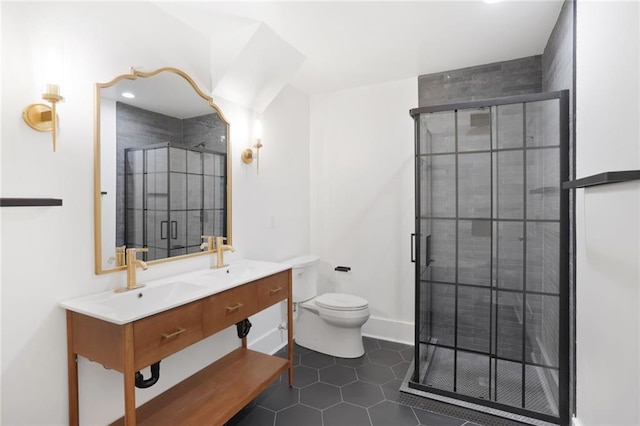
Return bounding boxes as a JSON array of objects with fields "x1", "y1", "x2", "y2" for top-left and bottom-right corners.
[{"x1": 411, "y1": 92, "x2": 569, "y2": 425}]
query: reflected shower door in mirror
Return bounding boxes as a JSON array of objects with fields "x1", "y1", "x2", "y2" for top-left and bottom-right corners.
[{"x1": 95, "y1": 67, "x2": 231, "y2": 274}]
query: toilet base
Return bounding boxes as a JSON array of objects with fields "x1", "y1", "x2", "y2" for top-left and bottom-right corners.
[{"x1": 295, "y1": 305, "x2": 366, "y2": 358}]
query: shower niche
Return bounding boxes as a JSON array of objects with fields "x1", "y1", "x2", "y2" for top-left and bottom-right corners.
[
  {"x1": 124, "y1": 143, "x2": 226, "y2": 261},
  {"x1": 410, "y1": 91, "x2": 570, "y2": 425}
]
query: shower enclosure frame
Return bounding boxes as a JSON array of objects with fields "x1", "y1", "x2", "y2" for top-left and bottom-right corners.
[{"x1": 409, "y1": 90, "x2": 570, "y2": 425}]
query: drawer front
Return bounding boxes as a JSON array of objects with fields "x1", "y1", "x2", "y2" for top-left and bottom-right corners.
[
  {"x1": 256, "y1": 271, "x2": 290, "y2": 311},
  {"x1": 133, "y1": 301, "x2": 203, "y2": 370},
  {"x1": 203, "y1": 284, "x2": 257, "y2": 337}
]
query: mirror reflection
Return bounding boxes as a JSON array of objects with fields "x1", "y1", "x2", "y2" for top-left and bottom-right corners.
[{"x1": 96, "y1": 68, "x2": 230, "y2": 273}]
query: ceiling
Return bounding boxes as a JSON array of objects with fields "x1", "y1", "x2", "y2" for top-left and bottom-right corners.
[{"x1": 147, "y1": 1, "x2": 565, "y2": 111}]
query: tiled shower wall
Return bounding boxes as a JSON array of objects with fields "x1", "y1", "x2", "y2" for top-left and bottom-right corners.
[{"x1": 418, "y1": 56, "x2": 542, "y2": 108}]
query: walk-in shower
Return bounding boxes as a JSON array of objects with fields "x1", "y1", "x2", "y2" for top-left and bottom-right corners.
[{"x1": 409, "y1": 91, "x2": 570, "y2": 425}]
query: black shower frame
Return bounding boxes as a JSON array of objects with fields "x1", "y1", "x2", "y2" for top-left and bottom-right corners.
[
  {"x1": 409, "y1": 90, "x2": 571, "y2": 426},
  {"x1": 124, "y1": 142, "x2": 228, "y2": 260}
]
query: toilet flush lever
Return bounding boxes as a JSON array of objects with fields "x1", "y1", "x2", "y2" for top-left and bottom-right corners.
[{"x1": 334, "y1": 266, "x2": 351, "y2": 272}]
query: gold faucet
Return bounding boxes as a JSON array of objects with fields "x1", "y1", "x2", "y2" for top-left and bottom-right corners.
[
  {"x1": 107, "y1": 245, "x2": 127, "y2": 267},
  {"x1": 215, "y1": 236, "x2": 234, "y2": 269},
  {"x1": 200, "y1": 235, "x2": 215, "y2": 252},
  {"x1": 115, "y1": 248, "x2": 148, "y2": 292}
]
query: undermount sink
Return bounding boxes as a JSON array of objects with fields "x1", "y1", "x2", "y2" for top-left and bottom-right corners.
[
  {"x1": 60, "y1": 258, "x2": 291, "y2": 325},
  {"x1": 60, "y1": 281, "x2": 211, "y2": 325}
]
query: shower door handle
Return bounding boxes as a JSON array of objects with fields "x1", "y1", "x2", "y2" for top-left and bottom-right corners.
[
  {"x1": 171, "y1": 221, "x2": 177, "y2": 239},
  {"x1": 160, "y1": 221, "x2": 168, "y2": 240},
  {"x1": 411, "y1": 233, "x2": 416, "y2": 263},
  {"x1": 425, "y1": 235, "x2": 433, "y2": 267}
]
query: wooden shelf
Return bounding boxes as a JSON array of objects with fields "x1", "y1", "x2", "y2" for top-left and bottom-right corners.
[
  {"x1": 108, "y1": 349, "x2": 288, "y2": 426},
  {"x1": 562, "y1": 170, "x2": 640, "y2": 189},
  {"x1": 0, "y1": 198, "x2": 62, "y2": 207}
]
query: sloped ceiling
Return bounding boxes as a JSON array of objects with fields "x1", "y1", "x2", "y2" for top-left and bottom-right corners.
[{"x1": 155, "y1": 1, "x2": 564, "y2": 111}]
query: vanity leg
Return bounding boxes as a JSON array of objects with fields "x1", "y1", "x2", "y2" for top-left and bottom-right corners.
[
  {"x1": 123, "y1": 324, "x2": 137, "y2": 426},
  {"x1": 287, "y1": 271, "x2": 294, "y2": 387},
  {"x1": 66, "y1": 311, "x2": 79, "y2": 426}
]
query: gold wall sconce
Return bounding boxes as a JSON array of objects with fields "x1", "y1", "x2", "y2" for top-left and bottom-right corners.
[
  {"x1": 241, "y1": 120, "x2": 263, "y2": 172},
  {"x1": 22, "y1": 83, "x2": 64, "y2": 152}
]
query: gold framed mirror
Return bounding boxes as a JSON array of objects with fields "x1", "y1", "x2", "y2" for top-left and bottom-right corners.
[{"x1": 94, "y1": 67, "x2": 231, "y2": 274}]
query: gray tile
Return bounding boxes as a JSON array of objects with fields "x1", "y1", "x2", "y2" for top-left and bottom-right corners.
[
  {"x1": 369, "y1": 348, "x2": 404, "y2": 366},
  {"x1": 401, "y1": 347, "x2": 415, "y2": 362},
  {"x1": 369, "y1": 401, "x2": 419, "y2": 426},
  {"x1": 301, "y1": 351, "x2": 335, "y2": 369},
  {"x1": 258, "y1": 383, "x2": 299, "y2": 411},
  {"x1": 293, "y1": 342, "x2": 312, "y2": 355},
  {"x1": 291, "y1": 364, "x2": 319, "y2": 388},
  {"x1": 323, "y1": 403, "x2": 372, "y2": 426},
  {"x1": 414, "y1": 407, "x2": 466, "y2": 426},
  {"x1": 392, "y1": 361, "x2": 410, "y2": 379},
  {"x1": 381, "y1": 378, "x2": 403, "y2": 402},
  {"x1": 356, "y1": 363, "x2": 396, "y2": 385},
  {"x1": 300, "y1": 382, "x2": 341, "y2": 409},
  {"x1": 275, "y1": 404, "x2": 321, "y2": 426},
  {"x1": 320, "y1": 364, "x2": 357, "y2": 386},
  {"x1": 363, "y1": 337, "x2": 381, "y2": 352},
  {"x1": 342, "y1": 381, "x2": 385, "y2": 408},
  {"x1": 336, "y1": 353, "x2": 370, "y2": 368},
  {"x1": 378, "y1": 340, "x2": 410, "y2": 351}
]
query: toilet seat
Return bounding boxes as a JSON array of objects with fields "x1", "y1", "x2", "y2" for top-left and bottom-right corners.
[{"x1": 315, "y1": 293, "x2": 368, "y2": 311}]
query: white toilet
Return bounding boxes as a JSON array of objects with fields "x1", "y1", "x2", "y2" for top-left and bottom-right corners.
[{"x1": 285, "y1": 255, "x2": 370, "y2": 358}]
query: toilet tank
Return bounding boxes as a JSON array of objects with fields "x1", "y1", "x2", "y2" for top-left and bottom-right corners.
[{"x1": 283, "y1": 255, "x2": 320, "y2": 303}]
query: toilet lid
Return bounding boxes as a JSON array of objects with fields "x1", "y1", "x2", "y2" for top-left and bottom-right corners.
[{"x1": 315, "y1": 293, "x2": 368, "y2": 311}]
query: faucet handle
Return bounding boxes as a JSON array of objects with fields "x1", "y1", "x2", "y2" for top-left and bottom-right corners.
[
  {"x1": 201, "y1": 236, "x2": 215, "y2": 251},
  {"x1": 126, "y1": 247, "x2": 148, "y2": 260}
]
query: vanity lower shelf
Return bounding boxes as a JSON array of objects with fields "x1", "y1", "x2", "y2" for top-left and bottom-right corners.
[{"x1": 109, "y1": 348, "x2": 288, "y2": 426}]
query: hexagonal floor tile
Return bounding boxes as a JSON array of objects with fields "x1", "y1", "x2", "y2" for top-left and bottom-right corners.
[
  {"x1": 368, "y1": 400, "x2": 419, "y2": 426},
  {"x1": 275, "y1": 404, "x2": 322, "y2": 426},
  {"x1": 323, "y1": 402, "x2": 372, "y2": 426},
  {"x1": 392, "y1": 361, "x2": 410, "y2": 379},
  {"x1": 301, "y1": 351, "x2": 335, "y2": 369},
  {"x1": 356, "y1": 362, "x2": 396, "y2": 385},
  {"x1": 257, "y1": 383, "x2": 299, "y2": 411},
  {"x1": 320, "y1": 364, "x2": 357, "y2": 386},
  {"x1": 341, "y1": 381, "x2": 384, "y2": 408},
  {"x1": 381, "y1": 378, "x2": 403, "y2": 402},
  {"x1": 401, "y1": 346, "x2": 415, "y2": 362},
  {"x1": 363, "y1": 337, "x2": 381, "y2": 352},
  {"x1": 413, "y1": 407, "x2": 467, "y2": 426},
  {"x1": 291, "y1": 364, "x2": 319, "y2": 388},
  {"x1": 378, "y1": 340, "x2": 410, "y2": 351},
  {"x1": 368, "y1": 348, "x2": 404, "y2": 366},
  {"x1": 300, "y1": 382, "x2": 341, "y2": 409},
  {"x1": 336, "y1": 353, "x2": 370, "y2": 368}
]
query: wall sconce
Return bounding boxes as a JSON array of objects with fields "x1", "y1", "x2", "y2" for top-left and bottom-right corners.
[
  {"x1": 241, "y1": 120, "x2": 263, "y2": 172},
  {"x1": 22, "y1": 84, "x2": 64, "y2": 152},
  {"x1": 22, "y1": 41, "x2": 64, "y2": 152}
]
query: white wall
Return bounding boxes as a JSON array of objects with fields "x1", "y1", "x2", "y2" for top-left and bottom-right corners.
[
  {"x1": 0, "y1": 2, "x2": 309, "y2": 424},
  {"x1": 310, "y1": 78, "x2": 417, "y2": 344},
  {"x1": 575, "y1": 1, "x2": 640, "y2": 425}
]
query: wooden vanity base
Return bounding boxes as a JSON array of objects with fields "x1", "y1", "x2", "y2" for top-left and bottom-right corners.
[
  {"x1": 109, "y1": 348, "x2": 289, "y2": 426},
  {"x1": 66, "y1": 270, "x2": 293, "y2": 426}
]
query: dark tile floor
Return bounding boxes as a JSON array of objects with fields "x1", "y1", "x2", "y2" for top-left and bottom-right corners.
[{"x1": 226, "y1": 337, "x2": 481, "y2": 426}]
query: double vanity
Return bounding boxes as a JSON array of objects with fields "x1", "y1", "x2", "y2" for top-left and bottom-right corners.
[{"x1": 61, "y1": 259, "x2": 294, "y2": 426}]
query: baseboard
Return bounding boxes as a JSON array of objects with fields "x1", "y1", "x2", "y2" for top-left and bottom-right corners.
[
  {"x1": 247, "y1": 327, "x2": 288, "y2": 355},
  {"x1": 248, "y1": 315, "x2": 414, "y2": 355},
  {"x1": 362, "y1": 316, "x2": 414, "y2": 346},
  {"x1": 572, "y1": 416, "x2": 583, "y2": 426}
]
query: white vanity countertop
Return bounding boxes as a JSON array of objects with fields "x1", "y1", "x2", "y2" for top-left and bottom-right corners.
[{"x1": 59, "y1": 259, "x2": 291, "y2": 325}]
